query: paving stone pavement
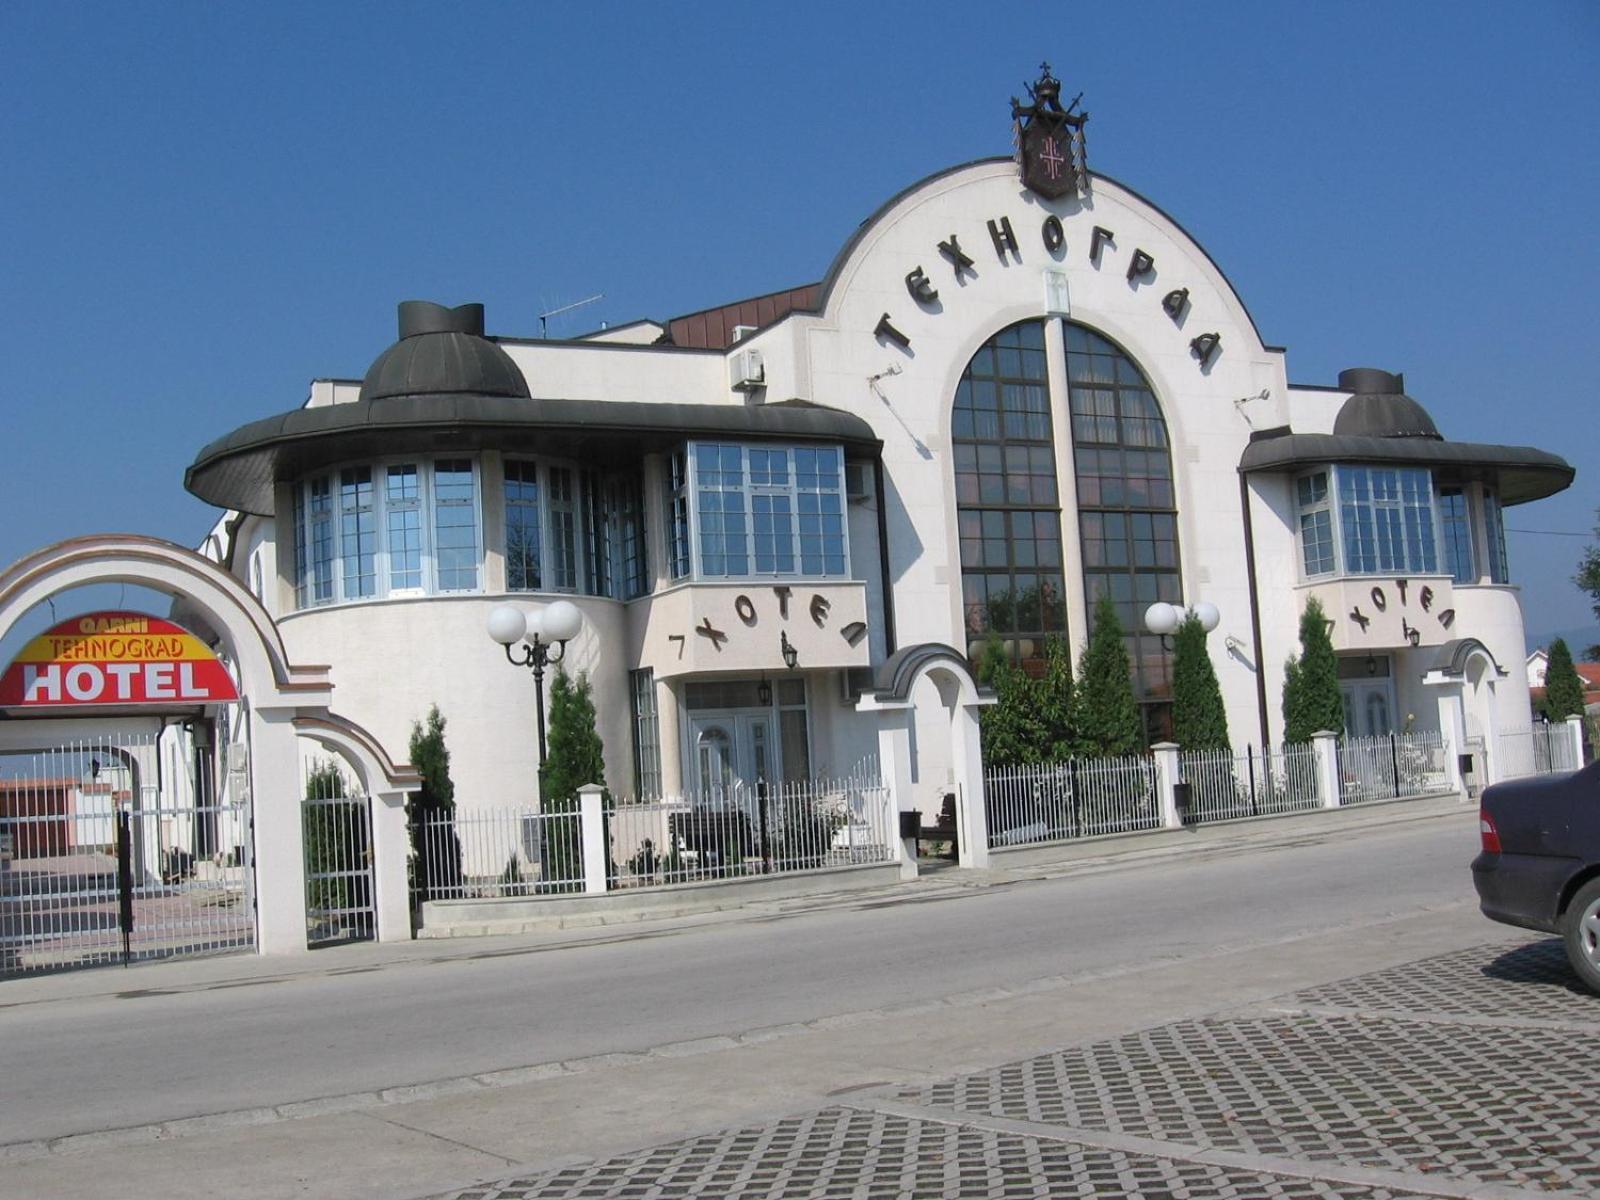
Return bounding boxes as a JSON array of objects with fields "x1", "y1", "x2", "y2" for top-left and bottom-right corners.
[{"x1": 428, "y1": 937, "x2": 1600, "y2": 1199}]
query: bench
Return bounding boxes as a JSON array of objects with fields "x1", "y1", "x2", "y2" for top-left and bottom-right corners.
[{"x1": 914, "y1": 794, "x2": 959, "y2": 859}]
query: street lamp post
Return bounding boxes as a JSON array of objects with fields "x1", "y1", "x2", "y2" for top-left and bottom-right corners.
[
  {"x1": 487, "y1": 600, "x2": 586, "y2": 767},
  {"x1": 1143, "y1": 600, "x2": 1220, "y2": 650}
]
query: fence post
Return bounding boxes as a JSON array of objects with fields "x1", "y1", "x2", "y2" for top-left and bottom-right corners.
[
  {"x1": 1151, "y1": 743, "x2": 1182, "y2": 829},
  {"x1": 370, "y1": 790, "x2": 414, "y2": 942},
  {"x1": 1566, "y1": 715, "x2": 1587, "y2": 769},
  {"x1": 578, "y1": 784, "x2": 607, "y2": 895},
  {"x1": 1312, "y1": 731, "x2": 1341, "y2": 809}
]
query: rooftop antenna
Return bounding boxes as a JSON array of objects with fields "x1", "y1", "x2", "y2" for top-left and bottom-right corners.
[{"x1": 539, "y1": 293, "x2": 604, "y2": 339}]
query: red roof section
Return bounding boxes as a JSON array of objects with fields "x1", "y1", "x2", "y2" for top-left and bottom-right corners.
[{"x1": 666, "y1": 284, "x2": 821, "y2": 350}]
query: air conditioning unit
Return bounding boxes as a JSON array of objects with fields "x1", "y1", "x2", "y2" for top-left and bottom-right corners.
[
  {"x1": 729, "y1": 347, "x2": 765, "y2": 392},
  {"x1": 731, "y1": 324, "x2": 759, "y2": 343},
  {"x1": 845, "y1": 460, "x2": 872, "y2": 502}
]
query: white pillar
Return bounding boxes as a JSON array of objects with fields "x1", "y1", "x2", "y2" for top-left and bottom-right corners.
[
  {"x1": 370, "y1": 790, "x2": 413, "y2": 942},
  {"x1": 1436, "y1": 691, "x2": 1466, "y2": 795},
  {"x1": 249, "y1": 707, "x2": 310, "y2": 955},
  {"x1": 1311, "y1": 730, "x2": 1341, "y2": 809},
  {"x1": 578, "y1": 783, "x2": 608, "y2": 895},
  {"x1": 875, "y1": 707, "x2": 917, "y2": 879},
  {"x1": 952, "y1": 701, "x2": 989, "y2": 869},
  {"x1": 1151, "y1": 742, "x2": 1183, "y2": 829},
  {"x1": 1565, "y1": 715, "x2": 1587, "y2": 771}
]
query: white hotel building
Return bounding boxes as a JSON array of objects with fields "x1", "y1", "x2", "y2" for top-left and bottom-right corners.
[{"x1": 183, "y1": 86, "x2": 1572, "y2": 829}]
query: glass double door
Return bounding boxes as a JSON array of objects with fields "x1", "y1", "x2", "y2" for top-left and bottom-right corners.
[
  {"x1": 1341, "y1": 680, "x2": 1395, "y2": 738},
  {"x1": 690, "y1": 711, "x2": 775, "y2": 804}
]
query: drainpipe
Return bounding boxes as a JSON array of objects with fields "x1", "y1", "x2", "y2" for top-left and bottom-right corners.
[
  {"x1": 1239, "y1": 473, "x2": 1271, "y2": 751},
  {"x1": 872, "y1": 456, "x2": 897, "y2": 656}
]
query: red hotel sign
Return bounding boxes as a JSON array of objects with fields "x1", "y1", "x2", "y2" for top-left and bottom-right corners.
[{"x1": 0, "y1": 611, "x2": 239, "y2": 709}]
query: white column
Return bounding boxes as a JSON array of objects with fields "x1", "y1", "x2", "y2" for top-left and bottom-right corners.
[
  {"x1": 952, "y1": 701, "x2": 990, "y2": 869},
  {"x1": 1436, "y1": 691, "x2": 1466, "y2": 795},
  {"x1": 1311, "y1": 730, "x2": 1341, "y2": 809},
  {"x1": 1565, "y1": 715, "x2": 1587, "y2": 771},
  {"x1": 875, "y1": 707, "x2": 917, "y2": 879},
  {"x1": 578, "y1": 783, "x2": 608, "y2": 895},
  {"x1": 1151, "y1": 742, "x2": 1183, "y2": 829},
  {"x1": 1043, "y1": 316, "x2": 1090, "y2": 645},
  {"x1": 370, "y1": 790, "x2": 413, "y2": 942},
  {"x1": 248, "y1": 707, "x2": 310, "y2": 955}
]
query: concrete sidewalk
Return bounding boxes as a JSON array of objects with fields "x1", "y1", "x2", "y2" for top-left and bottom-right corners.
[{"x1": 0, "y1": 790, "x2": 1473, "y2": 1012}]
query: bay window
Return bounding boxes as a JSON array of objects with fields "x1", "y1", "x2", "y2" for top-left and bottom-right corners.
[
  {"x1": 671, "y1": 441, "x2": 850, "y2": 581},
  {"x1": 292, "y1": 458, "x2": 481, "y2": 608},
  {"x1": 503, "y1": 460, "x2": 648, "y2": 601}
]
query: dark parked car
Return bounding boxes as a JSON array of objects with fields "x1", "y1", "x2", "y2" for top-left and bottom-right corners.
[{"x1": 1473, "y1": 759, "x2": 1600, "y2": 993}]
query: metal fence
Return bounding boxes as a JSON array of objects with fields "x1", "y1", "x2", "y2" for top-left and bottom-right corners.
[
  {"x1": 1338, "y1": 731, "x2": 1450, "y2": 803},
  {"x1": 2, "y1": 729, "x2": 253, "y2": 976},
  {"x1": 414, "y1": 804, "x2": 586, "y2": 901},
  {"x1": 415, "y1": 773, "x2": 895, "y2": 901},
  {"x1": 985, "y1": 754, "x2": 1160, "y2": 848},
  {"x1": 1496, "y1": 724, "x2": 1579, "y2": 781},
  {"x1": 301, "y1": 760, "x2": 375, "y2": 945},
  {"x1": 1179, "y1": 743, "x2": 1321, "y2": 825},
  {"x1": 608, "y1": 774, "x2": 895, "y2": 889}
]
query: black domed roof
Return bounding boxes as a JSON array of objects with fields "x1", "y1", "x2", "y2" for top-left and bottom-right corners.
[
  {"x1": 1331, "y1": 367, "x2": 1441, "y2": 440},
  {"x1": 359, "y1": 301, "x2": 530, "y2": 403}
]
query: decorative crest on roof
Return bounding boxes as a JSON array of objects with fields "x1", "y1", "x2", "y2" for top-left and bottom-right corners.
[{"x1": 1010, "y1": 62, "x2": 1089, "y2": 201}]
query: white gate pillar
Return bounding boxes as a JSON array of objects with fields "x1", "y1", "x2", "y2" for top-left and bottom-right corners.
[
  {"x1": 1151, "y1": 742, "x2": 1182, "y2": 828},
  {"x1": 370, "y1": 790, "x2": 413, "y2": 942},
  {"x1": 250, "y1": 707, "x2": 311, "y2": 955},
  {"x1": 952, "y1": 698, "x2": 989, "y2": 869},
  {"x1": 1311, "y1": 730, "x2": 1342, "y2": 809},
  {"x1": 873, "y1": 706, "x2": 917, "y2": 879},
  {"x1": 579, "y1": 784, "x2": 608, "y2": 894},
  {"x1": 1565, "y1": 715, "x2": 1586, "y2": 770},
  {"x1": 1435, "y1": 691, "x2": 1467, "y2": 795}
]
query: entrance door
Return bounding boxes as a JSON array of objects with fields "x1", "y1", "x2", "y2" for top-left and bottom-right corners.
[
  {"x1": 690, "y1": 712, "x2": 775, "y2": 804},
  {"x1": 1341, "y1": 680, "x2": 1395, "y2": 738}
]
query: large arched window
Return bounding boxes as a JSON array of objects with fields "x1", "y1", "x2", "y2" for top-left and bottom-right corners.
[
  {"x1": 1064, "y1": 324, "x2": 1181, "y2": 740},
  {"x1": 953, "y1": 321, "x2": 1066, "y2": 672}
]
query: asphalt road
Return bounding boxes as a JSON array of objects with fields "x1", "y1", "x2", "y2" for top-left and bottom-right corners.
[{"x1": 0, "y1": 810, "x2": 1484, "y2": 1148}]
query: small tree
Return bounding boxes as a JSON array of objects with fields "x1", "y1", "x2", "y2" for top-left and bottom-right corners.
[
  {"x1": 1171, "y1": 613, "x2": 1230, "y2": 750},
  {"x1": 1284, "y1": 597, "x2": 1344, "y2": 743},
  {"x1": 1036, "y1": 635, "x2": 1077, "y2": 762},
  {"x1": 976, "y1": 634, "x2": 1044, "y2": 767},
  {"x1": 1541, "y1": 638, "x2": 1587, "y2": 721},
  {"x1": 539, "y1": 668, "x2": 607, "y2": 890},
  {"x1": 1072, "y1": 595, "x2": 1144, "y2": 758},
  {"x1": 408, "y1": 704, "x2": 461, "y2": 903}
]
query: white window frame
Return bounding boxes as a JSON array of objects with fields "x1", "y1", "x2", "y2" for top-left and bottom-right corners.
[
  {"x1": 293, "y1": 456, "x2": 483, "y2": 609},
  {"x1": 682, "y1": 441, "x2": 851, "y2": 581},
  {"x1": 1294, "y1": 464, "x2": 1448, "y2": 582}
]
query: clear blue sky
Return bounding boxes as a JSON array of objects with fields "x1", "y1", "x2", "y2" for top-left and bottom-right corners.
[{"x1": 2, "y1": 1, "x2": 1596, "y2": 646}]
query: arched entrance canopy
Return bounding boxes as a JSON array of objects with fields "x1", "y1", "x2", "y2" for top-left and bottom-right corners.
[{"x1": 0, "y1": 535, "x2": 331, "y2": 710}]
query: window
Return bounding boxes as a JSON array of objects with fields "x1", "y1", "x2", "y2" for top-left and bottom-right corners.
[
  {"x1": 667, "y1": 449, "x2": 692, "y2": 581},
  {"x1": 292, "y1": 459, "x2": 481, "y2": 608},
  {"x1": 504, "y1": 462, "x2": 649, "y2": 600},
  {"x1": 1296, "y1": 472, "x2": 1335, "y2": 577},
  {"x1": 504, "y1": 461, "x2": 542, "y2": 591},
  {"x1": 1438, "y1": 487, "x2": 1474, "y2": 583},
  {"x1": 629, "y1": 669, "x2": 662, "y2": 799},
  {"x1": 1336, "y1": 466, "x2": 1437, "y2": 575},
  {"x1": 1065, "y1": 323, "x2": 1180, "y2": 739},
  {"x1": 953, "y1": 321, "x2": 1065, "y2": 673},
  {"x1": 677, "y1": 442, "x2": 849, "y2": 580},
  {"x1": 1483, "y1": 488, "x2": 1509, "y2": 584}
]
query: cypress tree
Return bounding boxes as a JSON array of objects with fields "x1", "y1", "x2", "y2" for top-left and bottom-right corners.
[
  {"x1": 542, "y1": 668, "x2": 607, "y2": 809},
  {"x1": 977, "y1": 634, "x2": 1045, "y2": 766},
  {"x1": 1542, "y1": 638, "x2": 1586, "y2": 721},
  {"x1": 407, "y1": 704, "x2": 461, "y2": 900},
  {"x1": 1284, "y1": 597, "x2": 1344, "y2": 742},
  {"x1": 1073, "y1": 595, "x2": 1144, "y2": 757},
  {"x1": 1036, "y1": 635, "x2": 1077, "y2": 762},
  {"x1": 1281, "y1": 654, "x2": 1303, "y2": 742},
  {"x1": 1171, "y1": 613, "x2": 1230, "y2": 750}
]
